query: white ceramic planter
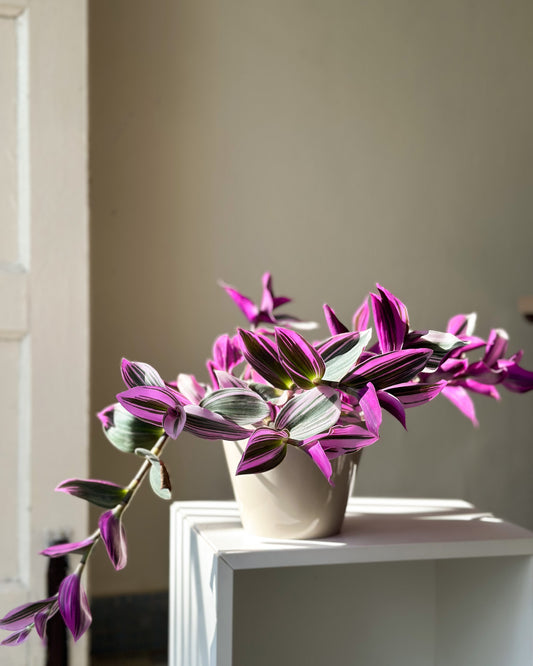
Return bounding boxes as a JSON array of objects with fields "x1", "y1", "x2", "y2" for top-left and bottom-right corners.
[{"x1": 223, "y1": 440, "x2": 361, "y2": 539}]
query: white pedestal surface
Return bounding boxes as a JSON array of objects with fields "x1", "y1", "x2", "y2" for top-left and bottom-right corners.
[{"x1": 169, "y1": 498, "x2": 533, "y2": 666}]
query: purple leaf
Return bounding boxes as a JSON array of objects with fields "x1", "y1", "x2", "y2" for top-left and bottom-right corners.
[
  {"x1": 352, "y1": 297, "x2": 370, "y2": 332},
  {"x1": 483, "y1": 329, "x2": 509, "y2": 367},
  {"x1": 275, "y1": 387, "x2": 341, "y2": 440},
  {"x1": 465, "y1": 361, "x2": 504, "y2": 384},
  {"x1": 311, "y1": 424, "x2": 379, "y2": 459},
  {"x1": 358, "y1": 383, "x2": 382, "y2": 435},
  {"x1": 438, "y1": 358, "x2": 469, "y2": 377},
  {"x1": 304, "y1": 442, "x2": 333, "y2": 484},
  {"x1": 58, "y1": 573, "x2": 92, "y2": 642},
  {"x1": 1, "y1": 626, "x2": 32, "y2": 646},
  {"x1": 162, "y1": 407, "x2": 187, "y2": 439},
  {"x1": 323, "y1": 304, "x2": 349, "y2": 335},
  {"x1": 219, "y1": 281, "x2": 259, "y2": 323},
  {"x1": 212, "y1": 334, "x2": 243, "y2": 372},
  {"x1": 236, "y1": 427, "x2": 287, "y2": 475},
  {"x1": 34, "y1": 601, "x2": 59, "y2": 641},
  {"x1": 238, "y1": 329, "x2": 293, "y2": 390},
  {"x1": 387, "y1": 381, "x2": 446, "y2": 407},
  {"x1": 447, "y1": 313, "x2": 477, "y2": 337},
  {"x1": 462, "y1": 378, "x2": 500, "y2": 399},
  {"x1": 260, "y1": 273, "x2": 291, "y2": 314},
  {"x1": 220, "y1": 274, "x2": 315, "y2": 329},
  {"x1": 99, "y1": 510, "x2": 127, "y2": 571},
  {"x1": 212, "y1": 370, "x2": 249, "y2": 389},
  {"x1": 405, "y1": 330, "x2": 467, "y2": 370},
  {"x1": 442, "y1": 385, "x2": 478, "y2": 426},
  {"x1": 183, "y1": 404, "x2": 251, "y2": 440},
  {"x1": 342, "y1": 349, "x2": 432, "y2": 390},
  {"x1": 0, "y1": 598, "x2": 56, "y2": 631},
  {"x1": 40, "y1": 537, "x2": 96, "y2": 558},
  {"x1": 371, "y1": 285, "x2": 409, "y2": 352},
  {"x1": 501, "y1": 362, "x2": 533, "y2": 393},
  {"x1": 120, "y1": 358, "x2": 165, "y2": 388},
  {"x1": 377, "y1": 390, "x2": 407, "y2": 429},
  {"x1": 275, "y1": 327, "x2": 325, "y2": 389},
  {"x1": 116, "y1": 386, "x2": 186, "y2": 438},
  {"x1": 55, "y1": 478, "x2": 127, "y2": 508},
  {"x1": 176, "y1": 373, "x2": 206, "y2": 404}
]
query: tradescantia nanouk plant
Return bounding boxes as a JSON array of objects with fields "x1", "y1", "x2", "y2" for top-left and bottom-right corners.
[{"x1": 2, "y1": 273, "x2": 533, "y2": 647}]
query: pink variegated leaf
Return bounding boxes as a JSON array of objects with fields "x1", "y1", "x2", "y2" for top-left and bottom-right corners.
[
  {"x1": 371, "y1": 285, "x2": 409, "y2": 352},
  {"x1": 99, "y1": 511, "x2": 127, "y2": 571},
  {"x1": 275, "y1": 327, "x2": 325, "y2": 389},
  {"x1": 387, "y1": 381, "x2": 446, "y2": 408},
  {"x1": 447, "y1": 313, "x2": 477, "y2": 337},
  {"x1": 120, "y1": 358, "x2": 165, "y2": 388},
  {"x1": 501, "y1": 362, "x2": 533, "y2": 393},
  {"x1": 58, "y1": 573, "x2": 92, "y2": 641},
  {"x1": 483, "y1": 329, "x2": 509, "y2": 367},
  {"x1": 219, "y1": 281, "x2": 259, "y2": 323},
  {"x1": 304, "y1": 442, "x2": 333, "y2": 484},
  {"x1": 0, "y1": 598, "x2": 56, "y2": 632},
  {"x1": 40, "y1": 537, "x2": 96, "y2": 559},
  {"x1": 377, "y1": 390, "x2": 407, "y2": 429},
  {"x1": 352, "y1": 297, "x2": 370, "y2": 332},
  {"x1": 311, "y1": 424, "x2": 379, "y2": 459},
  {"x1": 34, "y1": 600, "x2": 59, "y2": 640},
  {"x1": 358, "y1": 382, "x2": 382, "y2": 435},
  {"x1": 1, "y1": 626, "x2": 32, "y2": 646},
  {"x1": 442, "y1": 385, "x2": 478, "y2": 426},
  {"x1": 323, "y1": 304, "x2": 349, "y2": 335},
  {"x1": 462, "y1": 378, "x2": 500, "y2": 399},
  {"x1": 238, "y1": 328, "x2": 293, "y2": 390},
  {"x1": 212, "y1": 370, "x2": 248, "y2": 389},
  {"x1": 176, "y1": 373, "x2": 206, "y2": 404},
  {"x1": 212, "y1": 334, "x2": 243, "y2": 372},
  {"x1": 55, "y1": 478, "x2": 127, "y2": 509},
  {"x1": 116, "y1": 386, "x2": 186, "y2": 439},
  {"x1": 236, "y1": 427, "x2": 287, "y2": 475},
  {"x1": 405, "y1": 330, "x2": 466, "y2": 371},
  {"x1": 342, "y1": 349, "x2": 432, "y2": 390}
]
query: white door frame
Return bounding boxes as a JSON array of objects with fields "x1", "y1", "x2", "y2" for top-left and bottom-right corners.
[{"x1": 0, "y1": 1, "x2": 89, "y2": 664}]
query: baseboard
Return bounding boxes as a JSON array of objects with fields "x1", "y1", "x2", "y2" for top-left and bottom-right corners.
[{"x1": 90, "y1": 591, "x2": 168, "y2": 656}]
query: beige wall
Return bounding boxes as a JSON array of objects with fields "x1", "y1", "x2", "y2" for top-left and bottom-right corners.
[{"x1": 90, "y1": 0, "x2": 533, "y2": 596}]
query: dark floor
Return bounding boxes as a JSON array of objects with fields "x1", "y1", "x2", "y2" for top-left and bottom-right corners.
[{"x1": 91, "y1": 652, "x2": 166, "y2": 666}]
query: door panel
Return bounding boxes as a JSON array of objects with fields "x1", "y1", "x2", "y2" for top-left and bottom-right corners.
[{"x1": 0, "y1": 2, "x2": 88, "y2": 664}]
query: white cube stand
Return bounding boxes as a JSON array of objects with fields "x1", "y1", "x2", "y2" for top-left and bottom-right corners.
[{"x1": 169, "y1": 498, "x2": 533, "y2": 666}]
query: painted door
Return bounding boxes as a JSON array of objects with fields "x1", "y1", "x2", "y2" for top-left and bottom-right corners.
[{"x1": 0, "y1": 1, "x2": 88, "y2": 664}]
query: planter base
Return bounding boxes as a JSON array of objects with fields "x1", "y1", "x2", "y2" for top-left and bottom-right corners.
[{"x1": 223, "y1": 440, "x2": 360, "y2": 539}]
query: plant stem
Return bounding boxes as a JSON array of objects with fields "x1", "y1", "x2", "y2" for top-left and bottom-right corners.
[
  {"x1": 122, "y1": 433, "x2": 169, "y2": 509},
  {"x1": 81, "y1": 433, "x2": 170, "y2": 570}
]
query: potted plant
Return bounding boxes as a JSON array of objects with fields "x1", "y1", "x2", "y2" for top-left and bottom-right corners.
[{"x1": 1, "y1": 273, "x2": 532, "y2": 646}]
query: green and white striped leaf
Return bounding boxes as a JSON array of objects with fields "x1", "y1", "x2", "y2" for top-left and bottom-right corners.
[
  {"x1": 320, "y1": 329, "x2": 372, "y2": 382},
  {"x1": 135, "y1": 448, "x2": 172, "y2": 500},
  {"x1": 200, "y1": 388, "x2": 270, "y2": 425},
  {"x1": 406, "y1": 330, "x2": 467, "y2": 371},
  {"x1": 275, "y1": 387, "x2": 341, "y2": 441},
  {"x1": 102, "y1": 403, "x2": 164, "y2": 453},
  {"x1": 55, "y1": 478, "x2": 128, "y2": 508}
]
